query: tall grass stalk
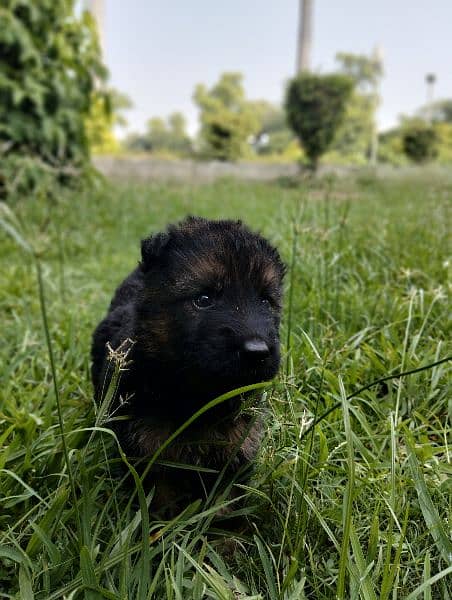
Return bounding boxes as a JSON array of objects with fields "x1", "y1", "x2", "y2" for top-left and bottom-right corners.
[
  {"x1": 285, "y1": 220, "x2": 299, "y2": 378},
  {"x1": 35, "y1": 260, "x2": 78, "y2": 516},
  {"x1": 336, "y1": 377, "x2": 354, "y2": 599}
]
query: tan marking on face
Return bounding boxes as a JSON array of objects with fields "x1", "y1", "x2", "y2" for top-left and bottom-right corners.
[
  {"x1": 140, "y1": 314, "x2": 171, "y2": 354},
  {"x1": 187, "y1": 255, "x2": 225, "y2": 278},
  {"x1": 172, "y1": 254, "x2": 226, "y2": 294},
  {"x1": 261, "y1": 263, "x2": 281, "y2": 288}
]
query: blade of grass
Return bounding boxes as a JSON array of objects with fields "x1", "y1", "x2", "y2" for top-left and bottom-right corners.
[
  {"x1": 406, "y1": 435, "x2": 452, "y2": 564},
  {"x1": 349, "y1": 521, "x2": 377, "y2": 600},
  {"x1": 337, "y1": 376, "x2": 355, "y2": 600},
  {"x1": 405, "y1": 566, "x2": 452, "y2": 600}
]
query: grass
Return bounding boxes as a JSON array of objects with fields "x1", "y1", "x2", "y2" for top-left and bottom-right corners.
[{"x1": 0, "y1": 171, "x2": 451, "y2": 599}]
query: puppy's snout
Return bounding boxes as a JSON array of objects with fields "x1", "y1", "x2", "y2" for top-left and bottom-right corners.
[{"x1": 242, "y1": 338, "x2": 270, "y2": 359}]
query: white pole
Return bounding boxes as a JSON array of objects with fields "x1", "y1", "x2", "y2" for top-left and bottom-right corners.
[
  {"x1": 369, "y1": 45, "x2": 383, "y2": 166},
  {"x1": 296, "y1": 0, "x2": 313, "y2": 73},
  {"x1": 425, "y1": 74, "x2": 436, "y2": 122}
]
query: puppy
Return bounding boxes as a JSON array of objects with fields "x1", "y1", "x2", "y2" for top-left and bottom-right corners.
[{"x1": 91, "y1": 216, "x2": 284, "y2": 509}]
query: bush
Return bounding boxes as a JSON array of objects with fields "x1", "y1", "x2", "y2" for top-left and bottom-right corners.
[
  {"x1": 193, "y1": 73, "x2": 259, "y2": 161},
  {"x1": 0, "y1": 0, "x2": 105, "y2": 198},
  {"x1": 377, "y1": 128, "x2": 407, "y2": 166},
  {"x1": 285, "y1": 73, "x2": 353, "y2": 169},
  {"x1": 402, "y1": 123, "x2": 438, "y2": 163}
]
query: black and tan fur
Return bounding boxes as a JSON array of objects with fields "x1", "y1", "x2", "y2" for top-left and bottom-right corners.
[{"x1": 91, "y1": 216, "x2": 285, "y2": 510}]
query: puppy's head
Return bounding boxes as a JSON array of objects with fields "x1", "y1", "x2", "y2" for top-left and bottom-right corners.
[{"x1": 136, "y1": 216, "x2": 285, "y2": 410}]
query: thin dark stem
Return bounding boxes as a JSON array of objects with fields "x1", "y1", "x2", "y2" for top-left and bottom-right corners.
[
  {"x1": 299, "y1": 355, "x2": 452, "y2": 442},
  {"x1": 35, "y1": 259, "x2": 81, "y2": 539}
]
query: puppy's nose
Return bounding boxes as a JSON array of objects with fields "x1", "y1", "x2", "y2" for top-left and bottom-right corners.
[{"x1": 242, "y1": 338, "x2": 270, "y2": 358}]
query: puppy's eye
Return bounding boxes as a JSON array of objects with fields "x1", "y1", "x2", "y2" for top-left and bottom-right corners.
[
  {"x1": 260, "y1": 296, "x2": 272, "y2": 307},
  {"x1": 193, "y1": 294, "x2": 214, "y2": 309}
]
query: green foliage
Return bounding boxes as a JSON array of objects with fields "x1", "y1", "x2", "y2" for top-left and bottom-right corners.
[
  {"x1": 124, "y1": 112, "x2": 192, "y2": 156},
  {"x1": 329, "y1": 93, "x2": 374, "y2": 163},
  {"x1": 335, "y1": 51, "x2": 383, "y2": 89},
  {"x1": 435, "y1": 122, "x2": 452, "y2": 162},
  {"x1": 194, "y1": 72, "x2": 259, "y2": 161},
  {"x1": 378, "y1": 127, "x2": 408, "y2": 165},
  {"x1": 379, "y1": 107, "x2": 452, "y2": 166},
  {"x1": 331, "y1": 52, "x2": 383, "y2": 162},
  {"x1": 0, "y1": 0, "x2": 105, "y2": 197},
  {"x1": 417, "y1": 98, "x2": 452, "y2": 123},
  {"x1": 250, "y1": 101, "x2": 295, "y2": 156},
  {"x1": 402, "y1": 121, "x2": 438, "y2": 163},
  {"x1": 1, "y1": 173, "x2": 451, "y2": 598},
  {"x1": 285, "y1": 73, "x2": 354, "y2": 169},
  {"x1": 85, "y1": 88, "x2": 132, "y2": 155}
]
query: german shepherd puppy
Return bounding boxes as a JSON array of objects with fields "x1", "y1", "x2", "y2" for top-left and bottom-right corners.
[{"x1": 91, "y1": 216, "x2": 284, "y2": 510}]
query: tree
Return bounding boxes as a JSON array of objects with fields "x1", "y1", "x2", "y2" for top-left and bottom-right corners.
[
  {"x1": 434, "y1": 122, "x2": 452, "y2": 163},
  {"x1": 377, "y1": 127, "x2": 407, "y2": 165},
  {"x1": 285, "y1": 73, "x2": 353, "y2": 169},
  {"x1": 248, "y1": 101, "x2": 294, "y2": 155},
  {"x1": 331, "y1": 52, "x2": 383, "y2": 162},
  {"x1": 402, "y1": 121, "x2": 438, "y2": 163},
  {"x1": 0, "y1": 1, "x2": 106, "y2": 196},
  {"x1": 148, "y1": 112, "x2": 191, "y2": 155},
  {"x1": 124, "y1": 112, "x2": 192, "y2": 156},
  {"x1": 418, "y1": 99, "x2": 452, "y2": 123},
  {"x1": 193, "y1": 73, "x2": 259, "y2": 161},
  {"x1": 335, "y1": 52, "x2": 383, "y2": 90},
  {"x1": 168, "y1": 113, "x2": 187, "y2": 138}
]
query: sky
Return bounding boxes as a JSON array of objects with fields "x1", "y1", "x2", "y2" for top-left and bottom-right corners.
[{"x1": 97, "y1": 0, "x2": 452, "y2": 136}]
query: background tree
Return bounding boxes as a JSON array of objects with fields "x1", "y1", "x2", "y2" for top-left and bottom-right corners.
[
  {"x1": 417, "y1": 99, "x2": 452, "y2": 123},
  {"x1": 377, "y1": 128, "x2": 405, "y2": 165},
  {"x1": 415, "y1": 99, "x2": 452, "y2": 162},
  {"x1": 379, "y1": 100, "x2": 452, "y2": 166},
  {"x1": 124, "y1": 112, "x2": 192, "y2": 156},
  {"x1": 249, "y1": 101, "x2": 295, "y2": 156},
  {"x1": 0, "y1": 0, "x2": 106, "y2": 197},
  {"x1": 331, "y1": 51, "x2": 383, "y2": 163},
  {"x1": 402, "y1": 120, "x2": 438, "y2": 163},
  {"x1": 193, "y1": 72, "x2": 259, "y2": 161},
  {"x1": 166, "y1": 112, "x2": 192, "y2": 154},
  {"x1": 335, "y1": 52, "x2": 383, "y2": 89},
  {"x1": 285, "y1": 73, "x2": 353, "y2": 169},
  {"x1": 146, "y1": 117, "x2": 168, "y2": 150}
]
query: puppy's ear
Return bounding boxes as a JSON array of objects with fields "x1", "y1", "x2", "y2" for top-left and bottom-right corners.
[{"x1": 140, "y1": 232, "x2": 169, "y2": 272}]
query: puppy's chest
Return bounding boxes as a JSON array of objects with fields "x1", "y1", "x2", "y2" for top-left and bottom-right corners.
[{"x1": 131, "y1": 416, "x2": 262, "y2": 470}]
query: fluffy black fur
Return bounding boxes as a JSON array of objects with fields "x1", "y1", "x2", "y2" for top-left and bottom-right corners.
[{"x1": 91, "y1": 216, "x2": 285, "y2": 508}]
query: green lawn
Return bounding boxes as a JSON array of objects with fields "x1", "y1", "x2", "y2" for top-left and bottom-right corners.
[{"x1": 1, "y1": 172, "x2": 451, "y2": 599}]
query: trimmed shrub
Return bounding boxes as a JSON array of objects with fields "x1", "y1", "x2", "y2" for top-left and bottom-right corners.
[{"x1": 285, "y1": 73, "x2": 353, "y2": 169}]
